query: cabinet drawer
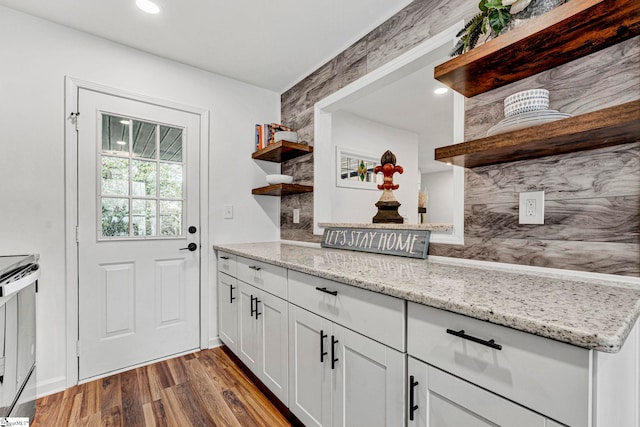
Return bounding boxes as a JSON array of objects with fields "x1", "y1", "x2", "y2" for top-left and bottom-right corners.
[
  {"x1": 217, "y1": 251, "x2": 237, "y2": 277},
  {"x1": 288, "y1": 270, "x2": 405, "y2": 351},
  {"x1": 237, "y1": 257, "x2": 287, "y2": 299},
  {"x1": 408, "y1": 303, "x2": 588, "y2": 427}
]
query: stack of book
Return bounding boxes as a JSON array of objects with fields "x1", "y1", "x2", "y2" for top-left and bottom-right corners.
[{"x1": 255, "y1": 123, "x2": 295, "y2": 150}]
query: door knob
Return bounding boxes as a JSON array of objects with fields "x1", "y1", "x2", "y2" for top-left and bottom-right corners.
[{"x1": 179, "y1": 243, "x2": 198, "y2": 252}]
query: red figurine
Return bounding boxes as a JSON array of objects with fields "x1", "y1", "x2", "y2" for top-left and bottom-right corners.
[{"x1": 373, "y1": 150, "x2": 404, "y2": 224}]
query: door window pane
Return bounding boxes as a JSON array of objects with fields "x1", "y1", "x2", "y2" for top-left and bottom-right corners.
[
  {"x1": 132, "y1": 199, "x2": 157, "y2": 237},
  {"x1": 102, "y1": 198, "x2": 130, "y2": 237},
  {"x1": 102, "y1": 157, "x2": 129, "y2": 196},
  {"x1": 102, "y1": 115, "x2": 131, "y2": 156},
  {"x1": 159, "y1": 163, "x2": 183, "y2": 199},
  {"x1": 159, "y1": 126, "x2": 183, "y2": 162},
  {"x1": 160, "y1": 201, "x2": 182, "y2": 236},
  {"x1": 99, "y1": 114, "x2": 185, "y2": 239},
  {"x1": 132, "y1": 120, "x2": 157, "y2": 159},
  {"x1": 132, "y1": 160, "x2": 156, "y2": 197}
]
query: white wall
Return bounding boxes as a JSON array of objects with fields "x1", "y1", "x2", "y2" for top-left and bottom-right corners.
[
  {"x1": 331, "y1": 111, "x2": 419, "y2": 223},
  {"x1": 0, "y1": 6, "x2": 280, "y2": 395},
  {"x1": 421, "y1": 171, "x2": 453, "y2": 223}
]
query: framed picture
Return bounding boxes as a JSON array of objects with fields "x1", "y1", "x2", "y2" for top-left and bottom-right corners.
[{"x1": 335, "y1": 147, "x2": 381, "y2": 190}]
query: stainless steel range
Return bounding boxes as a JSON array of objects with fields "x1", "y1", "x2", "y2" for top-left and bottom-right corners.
[{"x1": 0, "y1": 255, "x2": 38, "y2": 422}]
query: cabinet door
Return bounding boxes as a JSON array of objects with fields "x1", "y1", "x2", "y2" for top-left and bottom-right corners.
[
  {"x1": 332, "y1": 324, "x2": 405, "y2": 427},
  {"x1": 408, "y1": 357, "x2": 547, "y2": 427},
  {"x1": 256, "y1": 290, "x2": 289, "y2": 405},
  {"x1": 237, "y1": 281, "x2": 260, "y2": 372},
  {"x1": 218, "y1": 273, "x2": 238, "y2": 353},
  {"x1": 288, "y1": 304, "x2": 332, "y2": 427}
]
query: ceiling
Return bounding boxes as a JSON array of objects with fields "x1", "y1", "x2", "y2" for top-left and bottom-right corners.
[
  {"x1": 0, "y1": 0, "x2": 415, "y2": 92},
  {"x1": 340, "y1": 43, "x2": 454, "y2": 174}
]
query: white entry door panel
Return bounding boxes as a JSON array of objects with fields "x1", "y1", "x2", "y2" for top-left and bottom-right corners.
[{"x1": 77, "y1": 88, "x2": 201, "y2": 380}]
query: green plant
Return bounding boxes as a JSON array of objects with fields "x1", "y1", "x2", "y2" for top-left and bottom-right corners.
[{"x1": 450, "y1": 0, "x2": 516, "y2": 56}]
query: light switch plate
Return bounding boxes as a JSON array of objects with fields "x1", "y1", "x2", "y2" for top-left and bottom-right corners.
[
  {"x1": 293, "y1": 209, "x2": 300, "y2": 224},
  {"x1": 519, "y1": 191, "x2": 544, "y2": 224},
  {"x1": 223, "y1": 204, "x2": 233, "y2": 219}
]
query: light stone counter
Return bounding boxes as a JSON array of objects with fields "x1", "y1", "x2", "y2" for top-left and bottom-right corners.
[{"x1": 213, "y1": 242, "x2": 640, "y2": 353}]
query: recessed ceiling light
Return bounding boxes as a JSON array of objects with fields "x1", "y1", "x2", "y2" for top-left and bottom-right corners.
[
  {"x1": 116, "y1": 140, "x2": 127, "y2": 145},
  {"x1": 136, "y1": 0, "x2": 160, "y2": 14},
  {"x1": 120, "y1": 120, "x2": 131, "y2": 125},
  {"x1": 434, "y1": 87, "x2": 449, "y2": 95}
]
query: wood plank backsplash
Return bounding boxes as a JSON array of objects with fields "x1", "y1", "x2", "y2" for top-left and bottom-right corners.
[{"x1": 280, "y1": 0, "x2": 640, "y2": 276}]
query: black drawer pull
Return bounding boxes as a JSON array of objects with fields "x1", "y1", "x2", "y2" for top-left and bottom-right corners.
[
  {"x1": 320, "y1": 330, "x2": 328, "y2": 363},
  {"x1": 230, "y1": 285, "x2": 236, "y2": 303},
  {"x1": 409, "y1": 375, "x2": 419, "y2": 420},
  {"x1": 446, "y1": 329, "x2": 502, "y2": 350},
  {"x1": 250, "y1": 295, "x2": 257, "y2": 317},
  {"x1": 315, "y1": 286, "x2": 338, "y2": 296},
  {"x1": 331, "y1": 336, "x2": 339, "y2": 369},
  {"x1": 220, "y1": 256, "x2": 229, "y2": 260},
  {"x1": 248, "y1": 265, "x2": 261, "y2": 271},
  {"x1": 255, "y1": 299, "x2": 261, "y2": 319}
]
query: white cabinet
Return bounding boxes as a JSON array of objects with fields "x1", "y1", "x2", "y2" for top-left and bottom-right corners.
[
  {"x1": 217, "y1": 272, "x2": 238, "y2": 352},
  {"x1": 288, "y1": 304, "x2": 404, "y2": 427},
  {"x1": 332, "y1": 323, "x2": 405, "y2": 427},
  {"x1": 408, "y1": 302, "x2": 640, "y2": 427},
  {"x1": 237, "y1": 280, "x2": 289, "y2": 405},
  {"x1": 288, "y1": 305, "x2": 332, "y2": 427},
  {"x1": 407, "y1": 357, "x2": 558, "y2": 427}
]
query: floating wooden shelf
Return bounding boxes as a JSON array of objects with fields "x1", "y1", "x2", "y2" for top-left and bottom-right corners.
[
  {"x1": 435, "y1": 101, "x2": 640, "y2": 168},
  {"x1": 252, "y1": 141, "x2": 313, "y2": 163},
  {"x1": 434, "y1": 0, "x2": 640, "y2": 97},
  {"x1": 252, "y1": 184, "x2": 314, "y2": 196}
]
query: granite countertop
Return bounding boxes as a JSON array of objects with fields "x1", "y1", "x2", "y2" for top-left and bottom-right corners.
[{"x1": 213, "y1": 242, "x2": 640, "y2": 353}]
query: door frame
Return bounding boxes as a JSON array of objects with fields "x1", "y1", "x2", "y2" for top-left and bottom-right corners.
[{"x1": 64, "y1": 76, "x2": 210, "y2": 387}]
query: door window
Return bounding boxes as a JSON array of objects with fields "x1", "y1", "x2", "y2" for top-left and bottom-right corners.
[{"x1": 100, "y1": 114, "x2": 184, "y2": 239}]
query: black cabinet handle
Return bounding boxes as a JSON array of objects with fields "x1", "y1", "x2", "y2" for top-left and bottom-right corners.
[
  {"x1": 409, "y1": 375, "x2": 419, "y2": 421},
  {"x1": 229, "y1": 285, "x2": 235, "y2": 303},
  {"x1": 446, "y1": 329, "x2": 502, "y2": 350},
  {"x1": 320, "y1": 330, "x2": 328, "y2": 363},
  {"x1": 316, "y1": 286, "x2": 338, "y2": 296},
  {"x1": 248, "y1": 265, "x2": 261, "y2": 271},
  {"x1": 250, "y1": 295, "x2": 256, "y2": 317},
  {"x1": 331, "y1": 335, "x2": 339, "y2": 369},
  {"x1": 220, "y1": 256, "x2": 229, "y2": 260},
  {"x1": 255, "y1": 299, "x2": 261, "y2": 319}
]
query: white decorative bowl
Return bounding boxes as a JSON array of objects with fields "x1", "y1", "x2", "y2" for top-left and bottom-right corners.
[
  {"x1": 504, "y1": 89, "x2": 549, "y2": 106},
  {"x1": 274, "y1": 131, "x2": 298, "y2": 143},
  {"x1": 504, "y1": 89, "x2": 550, "y2": 118},
  {"x1": 266, "y1": 174, "x2": 294, "y2": 185}
]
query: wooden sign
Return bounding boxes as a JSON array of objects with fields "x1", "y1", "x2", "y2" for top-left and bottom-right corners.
[{"x1": 321, "y1": 226, "x2": 430, "y2": 259}]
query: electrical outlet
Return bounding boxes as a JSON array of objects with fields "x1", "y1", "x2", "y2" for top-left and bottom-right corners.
[
  {"x1": 293, "y1": 209, "x2": 300, "y2": 224},
  {"x1": 526, "y1": 199, "x2": 536, "y2": 216},
  {"x1": 223, "y1": 204, "x2": 233, "y2": 219},
  {"x1": 519, "y1": 191, "x2": 544, "y2": 224}
]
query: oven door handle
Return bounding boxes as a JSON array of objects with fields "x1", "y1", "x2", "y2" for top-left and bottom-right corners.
[{"x1": 0, "y1": 268, "x2": 40, "y2": 298}]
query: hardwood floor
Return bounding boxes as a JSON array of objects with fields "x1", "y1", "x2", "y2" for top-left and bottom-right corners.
[{"x1": 32, "y1": 347, "x2": 294, "y2": 427}]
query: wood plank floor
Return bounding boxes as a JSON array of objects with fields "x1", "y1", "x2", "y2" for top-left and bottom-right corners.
[{"x1": 32, "y1": 347, "x2": 294, "y2": 427}]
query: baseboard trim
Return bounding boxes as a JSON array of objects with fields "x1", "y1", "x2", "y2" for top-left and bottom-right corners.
[
  {"x1": 208, "y1": 337, "x2": 222, "y2": 348},
  {"x1": 36, "y1": 376, "x2": 67, "y2": 399}
]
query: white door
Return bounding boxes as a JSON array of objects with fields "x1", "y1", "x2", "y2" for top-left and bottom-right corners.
[
  {"x1": 237, "y1": 281, "x2": 260, "y2": 372},
  {"x1": 257, "y1": 290, "x2": 288, "y2": 405},
  {"x1": 288, "y1": 305, "x2": 332, "y2": 427},
  {"x1": 407, "y1": 357, "x2": 548, "y2": 427},
  {"x1": 77, "y1": 88, "x2": 201, "y2": 380},
  {"x1": 332, "y1": 324, "x2": 405, "y2": 427},
  {"x1": 218, "y1": 272, "x2": 238, "y2": 352}
]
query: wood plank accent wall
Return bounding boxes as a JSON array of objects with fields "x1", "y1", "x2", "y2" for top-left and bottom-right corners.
[{"x1": 280, "y1": 0, "x2": 640, "y2": 276}]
